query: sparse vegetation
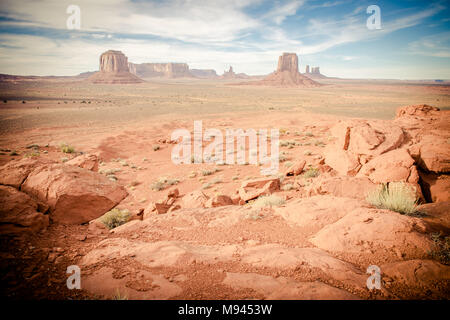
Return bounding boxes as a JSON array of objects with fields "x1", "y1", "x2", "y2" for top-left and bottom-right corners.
[
  {"x1": 201, "y1": 169, "x2": 214, "y2": 176},
  {"x1": 99, "y1": 208, "x2": 131, "y2": 229},
  {"x1": 153, "y1": 145, "x2": 160, "y2": 151},
  {"x1": 429, "y1": 232, "x2": 450, "y2": 265},
  {"x1": 366, "y1": 182, "x2": 418, "y2": 215},
  {"x1": 202, "y1": 182, "x2": 212, "y2": 189},
  {"x1": 251, "y1": 194, "x2": 286, "y2": 209},
  {"x1": 302, "y1": 167, "x2": 319, "y2": 178},
  {"x1": 112, "y1": 288, "x2": 128, "y2": 300},
  {"x1": 151, "y1": 177, "x2": 180, "y2": 191},
  {"x1": 280, "y1": 140, "x2": 297, "y2": 147},
  {"x1": 60, "y1": 143, "x2": 75, "y2": 153},
  {"x1": 282, "y1": 183, "x2": 294, "y2": 191}
]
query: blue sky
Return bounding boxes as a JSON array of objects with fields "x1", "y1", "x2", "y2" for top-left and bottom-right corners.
[{"x1": 0, "y1": 0, "x2": 449, "y2": 79}]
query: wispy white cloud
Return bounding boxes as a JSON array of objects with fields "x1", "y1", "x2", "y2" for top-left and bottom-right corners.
[
  {"x1": 263, "y1": 0, "x2": 305, "y2": 25},
  {"x1": 408, "y1": 31, "x2": 450, "y2": 58},
  {"x1": 0, "y1": 0, "x2": 447, "y2": 78}
]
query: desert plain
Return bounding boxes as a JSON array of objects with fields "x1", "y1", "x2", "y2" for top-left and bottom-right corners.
[{"x1": 0, "y1": 73, "x2": 449, "y2": 300}]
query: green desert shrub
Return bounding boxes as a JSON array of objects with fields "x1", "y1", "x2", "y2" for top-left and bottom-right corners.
[
  {"x1": 100, "y1": 208, "x2": 131, "y2": 229},
  {"x1": 366, "y1": 182, "x2": 417, "y2": 215},
  {"x1": 60, "y1": 143, "x2": 75, "y2": 153}
]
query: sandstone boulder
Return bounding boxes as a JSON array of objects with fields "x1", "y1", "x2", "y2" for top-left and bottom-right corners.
[
  {"x1": 66, "y1": 154, "x2": 99, "y2": 171},
  {"x1": 275, "y1": 196, "x2": 363, "y2": 233},
  {"x1": 310, "y1": 208, "x2": 433, "y2": 262},
  {"x1": 358, "y1": 149, "x2": 417, "y2": 184},
  {"x1": 419, "y1": 201, "x2": 450, "y2": 234},
  {"x1": 181, "y1": 190, "x2": 209, "y2": 209},
  {"x1": 0, "y1": 185, "x2": 49, "y2": 234},
  {"x1": 307, "y1": 176, "x2": 376, "y2": 200},
  {"x1": 419, "y1": 171, "x2": 450, "y2": 203},
  {"x1": 238, "y1": 177, "x2": 280, "y2": 202},
  {"x1": 284, "y1": 160, "x2": 306, "y2": 176},
  {"x1": 21, "y1": 164, "x2": 128, "y2": 224},
  {"x1": 415, "y1": 134, "x2": 450, "y2": 173},
  {"x1": 205, "y1": 195, "x2": 233, "y2": 208}
]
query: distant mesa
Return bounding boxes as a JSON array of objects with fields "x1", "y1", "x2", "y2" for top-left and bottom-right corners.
[
  {"x1": 129, "y1": 62, "x2": 195, "y2": 79},
  {"x1": 88, "y1": 50, "x2": 144, "y2": 84},
  {"x1": 190, "y1": 69, "x2": 218, "y2": 79},
  {"x1": 221, "y1": 66, "x2": 250, "y2": 79},
  {"x1": 303, "y1": 65, "x2": 328, "y2": 79},
  {"x1": 240, "y1": 53, "x2": 319, "y2": 87}
]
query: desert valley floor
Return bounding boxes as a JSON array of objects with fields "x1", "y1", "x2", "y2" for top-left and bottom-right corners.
[{"x1": 0, "y1": 78, "x2": 449, "y2": 299}]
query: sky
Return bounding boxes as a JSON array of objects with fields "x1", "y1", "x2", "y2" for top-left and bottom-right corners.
[{"x1": 0, "y1": 0, "x2": 449, "y2": 79}]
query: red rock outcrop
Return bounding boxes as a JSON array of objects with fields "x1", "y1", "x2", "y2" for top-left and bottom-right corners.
[
  {"x1": 21, "y1": 163, "x2": 128, "y2": 224},
  {"x1": 88, "y1": 50, "x2": 144, "y2": 84},
  {"x1": 324, "y1": 120, "x2": 405, "y2": 177},
  {"x1": 0, "y1": 185, "x2": 49, "y2": 235},
  {"x1": 396, "y1": 104, "x2": 440, "y2": 118}
]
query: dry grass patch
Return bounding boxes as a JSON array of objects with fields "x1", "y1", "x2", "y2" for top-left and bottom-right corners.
[
  {"x1": 100, "y1": 208, "x2": 131, "y2": 229},
  {"x1": 366, "y1": 182, "x2": 418, "y2": 215}
]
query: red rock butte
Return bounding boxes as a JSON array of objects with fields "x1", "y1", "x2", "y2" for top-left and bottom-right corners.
[
  {"x1": 88, "y1": 50, "x2": 144, "y2": 84},
  {"x1": 242, "y1": 52, "x2": 320, "y2": 87}
]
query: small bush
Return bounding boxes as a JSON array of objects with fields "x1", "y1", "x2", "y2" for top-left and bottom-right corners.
[
  {"x1": 252, "y1": 195, "x2": 285, "y2": 209},
  {"x1": 280, "y1": 140, "x2": 296, "y2": 147},
  {"x1": 153, "y1": 145, "x2": 160, "y2": 151},
  {"x1": 151, "y1": 177, "x2": 179, "y2": 191},
  {"x1": 201, "y1": 169, "x2": 214, "y2": 176},
  {"x1": 112, "y1": 288, "x2": 128, "y2": 300},
  {"x1": 151, "y1": 180, "x2": 165, "y2": 191},
  {"x1": 100, "y1": 208, "x2": 131, "y2": 229},
  {"x1": 60, "y1": 143, "x2": 75, "y2": 153},
  {"x1": 202, "y1": 182, "x2": 212, "y2": 189},
  {"x1": 282, "y1": 183, "x2": 294, "y2": 191},
  {"x1": 303, "y1": 167, "x2": 319, "y2": 178},
  {"x1": 429, "y1": 233, "x2": 450, "y2": 265},
  {"x1": 366, "y1": 182, "x2": 417, "y2": 215}
]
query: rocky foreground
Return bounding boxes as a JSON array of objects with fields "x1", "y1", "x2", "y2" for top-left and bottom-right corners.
[{"x1": 0, "y1": 104, "x2": 449, "y2": 300}]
